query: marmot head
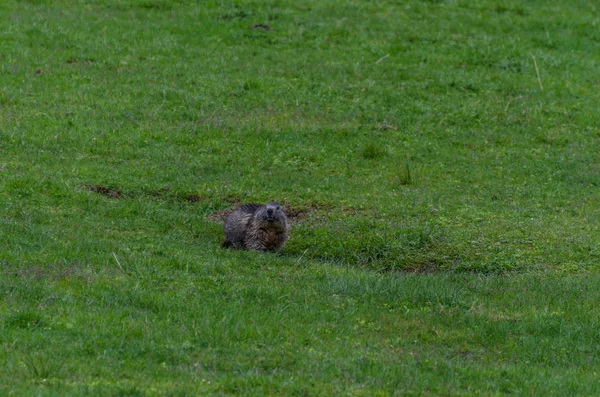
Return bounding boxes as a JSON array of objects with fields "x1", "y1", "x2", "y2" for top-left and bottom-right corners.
[{"x1": 255, "y1": 203, "x2": 287, "y2": 224}]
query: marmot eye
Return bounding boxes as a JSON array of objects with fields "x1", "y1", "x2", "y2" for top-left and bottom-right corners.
[{"x1": 276, "y1": 206, "x2": 281, "y2": 210}]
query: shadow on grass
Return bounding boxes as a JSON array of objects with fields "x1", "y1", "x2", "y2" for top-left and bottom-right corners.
[
  {"x1": 280, "y1": 219, "x2": 459, "y2": 273},
  {"x1": 281, "y1": 217, "x2": 527, "y2": 274}
]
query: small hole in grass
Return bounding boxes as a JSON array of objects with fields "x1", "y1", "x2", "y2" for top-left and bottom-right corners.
[
  {"x1": 362, "y1": 144, "x2": 387, "y2": 159},
  {"x1": 86, "y1": 184, "x2": 122, "y2": 198},
  {"x1": 251, "y1": 24, "x2": 271, "y2": 31},
  {"x1": 186, "y1": 194, "x2": 202, "y2": 203}
]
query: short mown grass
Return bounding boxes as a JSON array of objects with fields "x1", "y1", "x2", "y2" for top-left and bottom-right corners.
[{"x1": 1, "y1": 0, "x2": 600, "y2": 394}]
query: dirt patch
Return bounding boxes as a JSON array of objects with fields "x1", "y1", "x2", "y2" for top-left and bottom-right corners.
[
  {"x1": 206, "y1": 203, "x2": 318, "y2": 224},
  {"x1": 87, "y1": 184, "x2": 122, "y2": 198},
  {"x1": 377, "y1": 123, "x2": 397, "y2": 131},
  {"x1": 15, "y1": 262, "x2": 97, "y2": 283},
  {"x1": 401, "y1": 261, "x2": 440, "y2": 274},
  {"x1": 66, "y1": 58, "x2": 94, "y2": 66},
  {"x1": 206, "y1": 208, "x2": 234, "y2": 223},
  {"x1": 341, "y1": 207, "x2": 371, "y2": 216},
  {"x1": 283, "y1": 204, "x2": 311, "y2": 222}
]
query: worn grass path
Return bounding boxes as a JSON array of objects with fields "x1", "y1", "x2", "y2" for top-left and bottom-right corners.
[{"x1": 1, "y1": 0, "x2": 599, "y2": 395}]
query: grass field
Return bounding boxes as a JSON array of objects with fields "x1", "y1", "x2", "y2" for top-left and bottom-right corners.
[{"x1": 1, "y1": 0, "x2": 600, "y2": 395}]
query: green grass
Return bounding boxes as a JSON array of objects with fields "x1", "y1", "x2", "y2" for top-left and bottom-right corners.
[{"x1": 1, "y1": 0, "x2": 600, "y2": 394}]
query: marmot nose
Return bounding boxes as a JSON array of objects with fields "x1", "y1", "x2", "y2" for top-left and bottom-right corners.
[{"x1": 267, "y1": 208, "x2": 274, "y2": 215}]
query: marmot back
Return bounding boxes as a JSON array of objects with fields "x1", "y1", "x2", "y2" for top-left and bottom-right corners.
[{"x1": 222, "y1": 203, "x2": 290, "y2": 252}]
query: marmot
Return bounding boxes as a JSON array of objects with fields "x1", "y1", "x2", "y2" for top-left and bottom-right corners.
[{"x1": 222, "y1": 203, "x2": 290, "y2": 252}]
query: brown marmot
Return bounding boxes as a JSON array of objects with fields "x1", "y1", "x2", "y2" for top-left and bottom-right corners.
[{"x1": 222, "y1": 203, "x2": 290, "y2": 252}]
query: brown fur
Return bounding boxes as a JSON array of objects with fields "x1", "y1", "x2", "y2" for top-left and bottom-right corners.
[{"x1": 222, "y1": 203, "x2": 290, "y2": 252}]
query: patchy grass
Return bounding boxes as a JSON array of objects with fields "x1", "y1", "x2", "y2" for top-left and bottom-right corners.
[{"x1": 1, "y1": 0, "x2": 600, "y2": 394}]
